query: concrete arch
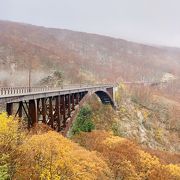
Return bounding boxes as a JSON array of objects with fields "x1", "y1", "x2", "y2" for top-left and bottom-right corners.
[
  {"x1": 94, "y1": 90, "x2": 115, "y2": 108},
  {"x1": 63, "y1": 89, "x2": 116, "y2": 135}
]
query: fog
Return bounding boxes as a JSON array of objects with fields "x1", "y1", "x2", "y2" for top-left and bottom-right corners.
[
  {"x1": 0, "y1": 0, "x2": 180, "y2": 47},
  {"x1": 0, "y1": 70, "x2": 47, "y2": 87}
]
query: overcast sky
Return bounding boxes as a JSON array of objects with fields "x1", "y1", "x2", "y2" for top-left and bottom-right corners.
[{"x1": 0, "y1": 0, "x2": 180, "y2": 47}]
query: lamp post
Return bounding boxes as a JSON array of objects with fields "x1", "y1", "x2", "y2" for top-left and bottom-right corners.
[
  {"x1": 28, "y1": 66, "x2": 31, "y2": 92},
  {"x1": 28, "y1": 58, "x2": 32, "y2": 92}
]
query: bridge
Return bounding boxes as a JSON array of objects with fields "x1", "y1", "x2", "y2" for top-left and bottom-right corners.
[{"x1": 0, "y1": 85, "x2": 115, "y2": 135}]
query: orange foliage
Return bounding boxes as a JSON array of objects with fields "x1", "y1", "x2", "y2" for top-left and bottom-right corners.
[
  {"x1": 73, "y1": 131, "x2": 180, "y2": 180},
  {"x1": 144, "y1": 148, "x2": 180, "y2": 165}
]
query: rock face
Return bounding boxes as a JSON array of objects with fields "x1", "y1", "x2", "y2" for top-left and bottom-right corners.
[
  {"x1": 0, "y1": 20, "x2": 180, "y2": 85},
  {"x1": 114, "y1": 95, "x2": 180, "y2": 153},
  {"x1": 87, "y1": 86, "x2": 179, "y2": 153}
]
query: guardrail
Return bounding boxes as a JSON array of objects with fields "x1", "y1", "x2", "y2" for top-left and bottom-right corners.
[
  {"x1": 0, "y1": 87, "x2": 50, "y2": 96},
  {"x1": 0, "y1": 84, "x2": 113, "y2": 96}
]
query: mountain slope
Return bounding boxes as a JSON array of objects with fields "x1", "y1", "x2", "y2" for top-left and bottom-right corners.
[{"x1": 0, "y1": 20, "x2": 180, "y2": 86}]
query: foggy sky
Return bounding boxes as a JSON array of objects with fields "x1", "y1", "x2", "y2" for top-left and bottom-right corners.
[{"x1": 0, "y1": 0, "x2": 180, "y2": 47}]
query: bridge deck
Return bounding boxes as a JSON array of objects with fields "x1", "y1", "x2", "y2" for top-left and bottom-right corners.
[
  {"x1": 0, "y1": 84, "x2": 115, "y2": 134},
  {"x1": 0, "y1": 85, "x2": 113, "y2": 104}
]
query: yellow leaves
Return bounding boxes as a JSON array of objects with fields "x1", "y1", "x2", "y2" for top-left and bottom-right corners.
[
  {"x1": 154, "y1": 128, "x2": 164, "y2": 142},
  {"x1": 142, "y1": 110, "x2": 149, "y2": 119},
  {"x1": 117, "y1": 160, "x2": 140, "y2": 180},
  {"x1": 139, "y1": 151, "x2": 160, "y2": 169},
  {"x1": 115, "y1": 83, "x2": 126, "y2": 104},
  {"x1": 166, "y1": 164, "x2": 180, "y2": 177},
  {"x1": 0, "y1": 112, "x2": 24, "y2": 151},
  {"x1": 15, "y1": 131, "x2": 112, "y2": 180},
  {"x1": 103, "y1": 136, "x2": 125, "y2": 149},
  {"x1": 0, "y1": 112, "x2": 25, "y2": 179},
  {"x1": 138, "y1": 150, "x2": 160, "y2": 178},
  {"x1": 0, "y1": 112, "x2": 14, "y2": 134},
  {"x1": 73, "y1": 131, "x2": 140, "y2": 179},
  {"x1": 119, "y1": 106, "x2": 126, "y2": 113},
  {"x1": 0, "y1": 114, "x2": 112, "y2": 179},
  {"x1": 73, "y1": 131, "x2": 180, "y2": 180},
  {"x1": 70, "y1": 149, "x2": 112, "y2": 180},
  {"x1": 17, "y1": 131, "x2": 71, "y2": 179},
  {"x1": 1, "y1": 114, "x2": 179, "y2": 179}
]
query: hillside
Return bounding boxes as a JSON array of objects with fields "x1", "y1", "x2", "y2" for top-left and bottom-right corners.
[
  {"x1": 0, "y1": 113, "x2": 180, "y2": 179},
  {"x1": 0, "y1": 20, "x2": 180, "y2": 179},
  {"x1": 0, "y1": 20, "x2": 180, "y2": 86}
]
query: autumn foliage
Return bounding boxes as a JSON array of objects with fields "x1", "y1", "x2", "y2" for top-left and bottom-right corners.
[
  {"x1": 0, "y1": 113, "x2": 112, "y2": 179},
  {"x1": 15, "y1": 131, "x2": 112, "y2": 180},
  {"x1": 73, "y1": 131, "x2": 180, "y2": 180},
  {"x1": 1, "y1": 113, "x2": 180, "y2": 179},
  {"x1": 0, "y1": 113, "x2": 25, "y2": 179}
]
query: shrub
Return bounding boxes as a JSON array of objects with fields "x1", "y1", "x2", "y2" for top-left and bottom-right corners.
[
  {"x1": 15, "y1": 131, "x2": 113, "y2": 179},
  {"x1": 71, "y1": 106, "x2": 95, "y2": 135},
  {"x1": 73, "y1": 131, "x2": 180, "y2": 180},
  {"x1": 0, "y1": 113, "x2": 25, "y2": 179},
  {"x1": 0, "y1": 113, "x2": 112, "y2": 179}
]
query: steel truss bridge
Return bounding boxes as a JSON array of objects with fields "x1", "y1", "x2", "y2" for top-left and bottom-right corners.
[{"x1": 0, "y1": 85, "x2": 115, "y2": 135}]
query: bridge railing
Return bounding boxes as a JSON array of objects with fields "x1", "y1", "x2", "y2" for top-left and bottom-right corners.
[
  {"x1": 0, "y1": 87, "x2": 51, "y2": 96},
  {"x1": 0, "y1": 84, "x2": 113, "y2": 96}
]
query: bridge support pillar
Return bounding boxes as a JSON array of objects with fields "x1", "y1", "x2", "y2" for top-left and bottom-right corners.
[
  {"x1": 71, "y1": 94, "x2": 75, "y2": 110},
  {"x1": 29, "y1": 100, "x2": 38, "y2": 127},
  {"x1": 55, "y1": 96, "x2": 61, "y2": 131},
  {"x1": 81, "y1": 92, "x2": 84, "y2": 100},
  {"x1": 48, "y1": 97, "x2": 54, "y2": 128},
  {"x1": 41, "y1": 98, "x2": 46, "y2": 124},
  {"x1": 106, "y1": 88, "x2": 114, "y2": 100},
  {"x1": 79, "y1": 92, "x2": 82, "y2": 100},
  {"x1": 6, "y1": 103, "x2": 13, "y2": 116},
  {"x1": 60, "y1": 95, "x2": 66, "y2": 127},
  {"x1": 18, "y1": 102, "x2": 23, "y2": 118},
  {"x1": 75, "y1": 93, "x2": 79, "y2": 105},
  {"x1": 67, "y1": 94, "x2": 71, "y2": 117}
]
